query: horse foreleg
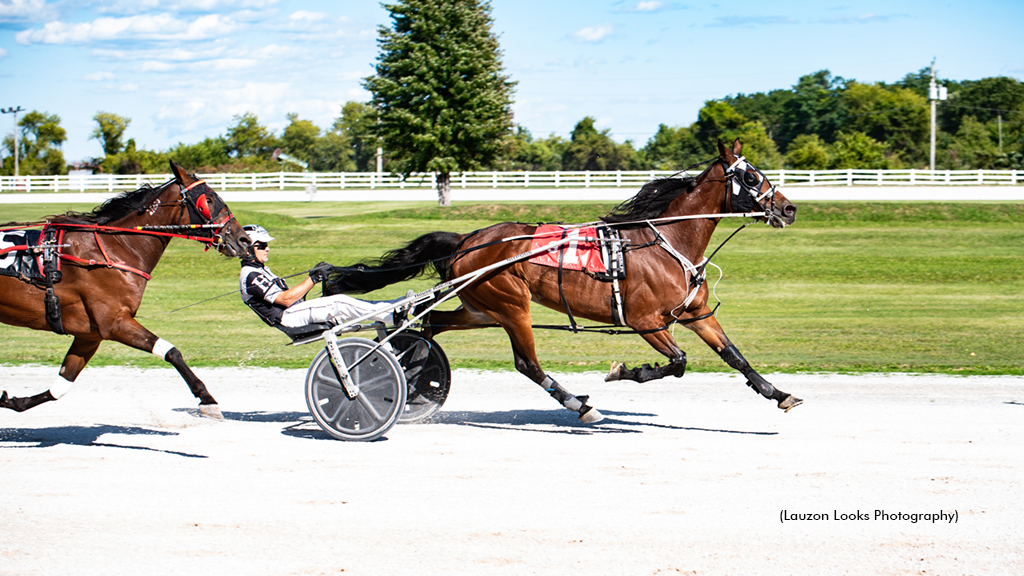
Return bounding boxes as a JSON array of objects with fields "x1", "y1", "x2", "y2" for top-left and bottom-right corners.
[
  {"x1": 605, "y1": 325, "x2": 687, "y2": 383},
  {"x1": 0, "y1": 337, "x2": 102, "y2": 413},
  {"x1": 685, "y1": 312, "x2": 802, "y2": 411},
  {"x1": 109, "y1": 316, "x2": 222, "y2": 419}
]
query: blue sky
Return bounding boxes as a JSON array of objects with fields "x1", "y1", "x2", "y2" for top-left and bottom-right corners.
[{"x1": 2, "y1": 0, "x2": 1023, "y2": 163}]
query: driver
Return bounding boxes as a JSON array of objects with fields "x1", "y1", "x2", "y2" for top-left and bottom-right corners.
[{"x1": 239, "y1": 224, "x2": 411, "y2": 329}]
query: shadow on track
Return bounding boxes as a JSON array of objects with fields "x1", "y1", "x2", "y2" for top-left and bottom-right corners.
[
  {"x1": 0, "y1": 424, "x2": 206, "y2": 458},
  {"x1": 423, "y1": 408, "x2": 778, "y2": 436},
  {"x1": 218, "y1": 408, "x2": 777, "y2": 441}
]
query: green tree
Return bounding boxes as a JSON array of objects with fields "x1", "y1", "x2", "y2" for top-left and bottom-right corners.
[
  {"x1": 784, "y1": 134, "x2": 830, "y2": 170},
  {"x1": 940, "y1": 116, "x2": 1000, "y2": 169},
  {"x1": 2, "y1": 110, "x2": 66, "y2": 175},
  {"x1": 940, "y1": 76, "x2": 1024, "y2": 134},
  {"x1": 100, "y1": 138, "x2": 169, "y2": 174},
  {"x1": 723, "y1": 88, "x2": 792, "y2": 143},
  {"x1": 827, "y1": 131, "x2": 898, "y2": 169},
  {"x1": 91, "y1": 111, "x2": 131, "y2": 156},
  {"x1": 364, "y1": 0, "x2": 517, "y2": 206},
  {"x1": 841, "y1": 82, "x2": 929, "y2": 166},
  {"x1": 309, "y1": 130, "x2": 356, "y2": 172},
  {"x1": 225, "y1": 112, "x2": 277, "y2": 159},
  {"x1": 776, "y1": 70, "x2": 848, "y2": 151},
  {"x1": 561, "y1": 116, "x2": 638, "y2": 171},
  {"x1": 495, "y1": 126, "x2": 567, "y2": 171},
  {"x1": 280, "y1": 113, "x2": 320, "y2": 167},
  {"x1": 639, "y1": 123, "x2": 704, "y2": 170},
  {"x1": 334, "y1": 101, "x2": 378, "y2": 172},
  {"x1": 167, "y1": 137, "x2": 231, "y2": 172}
]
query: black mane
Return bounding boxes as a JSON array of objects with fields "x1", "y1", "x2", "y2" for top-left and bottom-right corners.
[
  {"x1": 600, "y1": 176, "x2": 697, "y2": 228},
  {"x1": 53, "y1": 179, "x2": 174, "y2": 225}
]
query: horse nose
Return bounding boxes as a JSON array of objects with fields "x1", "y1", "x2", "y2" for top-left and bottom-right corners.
[{"x1": 784, "y1": 204, "x2": 797, "y2": 218}]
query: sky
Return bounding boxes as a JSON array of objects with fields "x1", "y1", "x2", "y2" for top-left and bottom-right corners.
[{"x1": 2, "y1": 0, "x2": 1023, "y2": 163}]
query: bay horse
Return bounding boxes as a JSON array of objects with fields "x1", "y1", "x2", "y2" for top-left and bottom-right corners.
[
  {"x1": 325, "y1": 140, "x2": 801, "y2": 422},
  {"x1": 0, "y1": 161, "x2": 252, "y2": 418}
]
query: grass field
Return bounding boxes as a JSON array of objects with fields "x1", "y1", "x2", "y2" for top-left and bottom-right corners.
[{"x1": 1, "y1": 199, "x2": 1022, "y2": 375}]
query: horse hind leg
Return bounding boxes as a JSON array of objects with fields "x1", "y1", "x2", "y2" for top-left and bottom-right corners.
[
  {"x1": 0, "y1": 337, "x2": 100, "y2": 413},
  {"x1": 505, "y1": 323, "x2": 603, "y2": 423}
]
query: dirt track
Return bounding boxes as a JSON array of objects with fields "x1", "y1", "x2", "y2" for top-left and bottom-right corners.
[{"x1": 2, "y1": 366, "x2": 1022, "y2": 575}]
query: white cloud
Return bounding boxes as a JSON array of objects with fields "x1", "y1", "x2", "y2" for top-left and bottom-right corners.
[
  {"x1": 574, "y1": 24, "x2": 614, "y2": 43},
  {"x1": 0, "y1": 0, "x2": 55, "y2": 21},
  {"x1": 289, "y1": 10, "x2": 329, "y2": 22},
  {"x1": 92, "y1": 0, "x2": 279, "y2": 15},
  {"x1": 15, "y1": 13, "x2": 239, "y2": 45},
  {"x1": 83, "y1": 71, "x2": 116, "y2": 81},
  {"x1": 634, "y1": 1, "x2": 665, "y2": 11},
  {"x1": 0, "y1": 47, "x2": 7, "y2": 59}
]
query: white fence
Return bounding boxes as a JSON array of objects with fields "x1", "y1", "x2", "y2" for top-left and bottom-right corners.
[{"x1": 1, "y1": 169, "x2": 1021, "y2": 194}]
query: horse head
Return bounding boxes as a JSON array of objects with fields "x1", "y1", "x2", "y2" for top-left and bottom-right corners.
[
  {"x1": 169, "y1": 161, "x2": 253, "y2": 258},
  {"x1": 716, "y1": 139, "x2": 797, "y2": 228}
]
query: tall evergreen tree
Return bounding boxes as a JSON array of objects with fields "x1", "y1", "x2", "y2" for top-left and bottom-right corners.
[{"x1": 364, "y1": 0, "x2": 516, "y2": 206}]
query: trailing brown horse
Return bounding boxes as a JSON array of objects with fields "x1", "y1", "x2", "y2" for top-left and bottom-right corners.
[
  {"x1": 0, "y1": 161, "x2": 252, "y2": 418},
  {"x1": 326, "y1": 140, "x2": 801, "y2": 422}
]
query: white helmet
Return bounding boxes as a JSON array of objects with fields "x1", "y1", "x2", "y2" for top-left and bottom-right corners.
[{"x1": 243, "y1": 224, "x2": 274, "y2": 244}]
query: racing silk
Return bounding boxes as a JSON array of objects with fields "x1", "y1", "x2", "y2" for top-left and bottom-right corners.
[{"x1": 240, "y1": 259, "x2": 289, "y2": 325}]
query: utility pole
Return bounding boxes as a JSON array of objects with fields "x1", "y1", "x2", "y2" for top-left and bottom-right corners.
[
  {"x1": 928, "y1": 60, "x2": 947, "y2": 171},
  {"x1": 1, "y1": 105, "x2": 24, "y2": 177}
]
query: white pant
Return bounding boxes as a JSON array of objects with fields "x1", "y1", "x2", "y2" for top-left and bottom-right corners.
[{"x1": 279, "y1": 294, "x2": 396, "y2": 328}]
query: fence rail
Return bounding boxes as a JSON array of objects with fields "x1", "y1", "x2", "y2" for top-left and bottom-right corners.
[{"x1": 1, "y1": 169, "x2": 1021, "y2": 194}]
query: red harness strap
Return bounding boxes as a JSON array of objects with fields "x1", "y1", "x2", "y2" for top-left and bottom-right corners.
[{"x1": 56, "y1": 229, "x2": 153, "y2": 280}]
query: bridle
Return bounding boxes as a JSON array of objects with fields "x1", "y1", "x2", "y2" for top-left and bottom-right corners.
[
  {"x1": 720, "y1": 156, "x2": 780, "y2": 227},
  {"x1": 163, "y1": 178, "x2": 239, "y2": 252},
  {"x1": 41, "y1": 177, "x2": 242, "y2": 280}
]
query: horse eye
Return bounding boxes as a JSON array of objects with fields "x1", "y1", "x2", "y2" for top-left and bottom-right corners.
[{"x1": 743, "y1": 171, "x2": 760, "y2": 187}]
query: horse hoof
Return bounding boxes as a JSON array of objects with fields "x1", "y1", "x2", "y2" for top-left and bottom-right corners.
[
  {"x1": 579, "y1": 406, "x2": 604, "y2": 424},
  {"x1": 199, "y1": 404, "x2": 224, "y2": 420},
  {"x1": 604, "y1": 362, "x2": 624, "y2": 382},
  {"x1": 778, "y1": 395, "x2": 803, "y2": 412}
]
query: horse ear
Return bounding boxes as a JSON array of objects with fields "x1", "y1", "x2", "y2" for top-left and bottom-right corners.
[
  {"x1": 732, "y1": 138, "x2": 742, "y2": 155},
  {"x1": 717, "y1": 139, "x2": 728, "y2": 158},
  {"x1": 169, "y1": 160, "x2": 196, "y2": 186}
]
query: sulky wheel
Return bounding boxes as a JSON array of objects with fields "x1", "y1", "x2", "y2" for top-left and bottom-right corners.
[
  {"x1": 304, "y1": 337, "x2": 407, "y2": 441},
  {"x1": 378, "y1": 330, "x2": 452, "y2": 424}
]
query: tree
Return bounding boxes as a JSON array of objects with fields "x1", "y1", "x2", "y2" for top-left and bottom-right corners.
[
  {"x1": 776, "y1": 70, "x2": 848, "y2": 151},
  {"x1": 281, "y1": 113, "x2": 320, "y2": 167},
  {"x1": 639, "y1": 123, "x2": 704, "y2": 170},
  {"x1": 940, "y1": 116, "x2": 999, "y2": 169},
  {"x1": 561, "y1": 116, "x2": 638, "y2": 171},
  {"x1": 225, "y1": 112, "x2": 277, "y2": 159},
  {"x1": 495, "y1": 126, "x2": 567, "y2": 171},
  {"x1": 334, "y1": 101, "x2": 379, "y2": 172},
  {"x1": 364, "y1": 0, "x2": 517, "y2": 206},
  {"x1": 167, "y1": 137, "x2": 231, "y2": 172},
  {"x1": 827, "y1": 131, "x2": 898, "y2": 169},
  {"x1": 2, "y1": 110, "x2": 66, "y2": 175},
  {"x1": 784, "y1": 134, "x2": 830, "y2": 170},
  {"x1": 91, "y1": 111, "x2": 131, "y2": 156},
  {"x1": 841, "y1": 82, "x2": 928, "y2": 166}
]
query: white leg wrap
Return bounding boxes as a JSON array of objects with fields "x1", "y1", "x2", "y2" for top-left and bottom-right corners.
[
  {"x1": 151, "y1": 338, "x2": 175, "y2": 360},
  {"x1": 49, "y1": 377, "x2": 73, "y2": 400}
]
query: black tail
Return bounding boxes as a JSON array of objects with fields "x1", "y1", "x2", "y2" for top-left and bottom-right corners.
[{"x1": 324, "y1": 231, "x2": 463, "y2": 295}]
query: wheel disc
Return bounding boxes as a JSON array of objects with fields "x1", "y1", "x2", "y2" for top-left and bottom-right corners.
[
  {"x1": 380, "y1": 330, "x2": 452, "y2": 423},
  {"x1": 304, "y1": 338, "x2": 407, "y2": 441}
]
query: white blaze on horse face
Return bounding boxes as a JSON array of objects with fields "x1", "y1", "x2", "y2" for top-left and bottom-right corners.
[{"x1": 151, "y1": 338, "x2": 175, "y2": 360}]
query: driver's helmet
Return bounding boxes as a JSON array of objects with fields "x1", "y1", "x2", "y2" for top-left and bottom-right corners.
[{"x1": 243, "y1": 224, "x2": 274, "y2": 244}]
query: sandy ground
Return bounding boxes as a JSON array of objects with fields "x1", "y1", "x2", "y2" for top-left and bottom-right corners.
[{"x1": 1, "y1": 365, "x2": 1022, "y2": 576}]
